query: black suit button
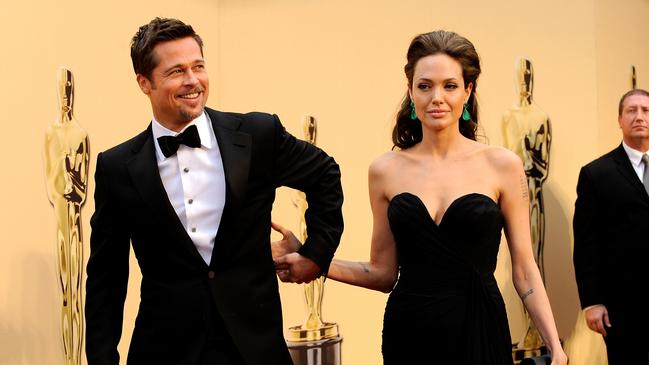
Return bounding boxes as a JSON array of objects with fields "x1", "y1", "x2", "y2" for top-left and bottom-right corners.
[{"x1": 208, "y1": 271, "x2": 215, "y2": 279}]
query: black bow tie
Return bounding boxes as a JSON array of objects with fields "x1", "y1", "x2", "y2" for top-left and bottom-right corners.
[{"x1": 157, "y1": 124, "x2": 202, "y2": 158}]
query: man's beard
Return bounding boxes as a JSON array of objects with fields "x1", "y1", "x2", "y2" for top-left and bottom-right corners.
[{"x1": 180, "y1": 107, "x2": 203, "y2": 122}]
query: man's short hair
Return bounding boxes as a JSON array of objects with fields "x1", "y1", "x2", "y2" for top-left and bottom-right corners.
[
  {"x1": 618, "y1": 89, "x2": 649, "y2": 116},
  {"x1": 130, "y1": 17, "x2": 203, "y2": 81}
]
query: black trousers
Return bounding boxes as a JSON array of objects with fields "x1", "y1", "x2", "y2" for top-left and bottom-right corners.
[{"x1": 603, "y1": 314, "x2": 648, "y2": 365}]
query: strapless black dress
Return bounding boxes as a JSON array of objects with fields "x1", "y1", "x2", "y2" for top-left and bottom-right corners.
[{"x1": 382, "y1": 192, "x2": 513, "y2": 364}]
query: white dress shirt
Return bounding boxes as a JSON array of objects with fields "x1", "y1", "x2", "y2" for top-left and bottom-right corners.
[
  {"x1": 622, "y1": 141, "x2": 649, "y2": 182},
  {"x1": 151, "y1": 111, "x2": 226, "y2": 265}
]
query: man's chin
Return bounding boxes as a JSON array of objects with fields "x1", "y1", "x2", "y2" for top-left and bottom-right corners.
[{"x1": 180, "y1": 108, "x2": 204, "y2": 122}]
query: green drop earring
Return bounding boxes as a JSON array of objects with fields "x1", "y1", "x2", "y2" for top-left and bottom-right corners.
[
  {"x1": 462, "y1": 103, "x2": 471, "y2": 121},
  {"x1": 410, "y1": 100, "x2": 417, "y2": 120}
]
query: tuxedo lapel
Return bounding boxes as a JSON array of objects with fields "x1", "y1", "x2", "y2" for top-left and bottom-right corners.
[
  {"x1": 612, "y1": 144, "x2": 649, "y2": 199},
  {"x1": 206, "y1": 109, "x2": 251, "y2": 266},
  {"x1": 208, "y1": 109, "x2": 251, "y2": 212},
  {"x1": 126, "y1": 125, "x2": 207, "y2": 266}
]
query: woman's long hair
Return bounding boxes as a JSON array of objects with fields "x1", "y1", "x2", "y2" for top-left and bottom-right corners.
[{"x1": 392, "y1": 31, "x2": 482, "y2": 149}]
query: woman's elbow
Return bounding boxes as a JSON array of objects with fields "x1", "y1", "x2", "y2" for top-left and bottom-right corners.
[
  {"x1": 376, "y1": 272, "x2": 398, "y2": 293},
  {"x1": 511, "y1": 261, "x2": 537, "y2": 288}
]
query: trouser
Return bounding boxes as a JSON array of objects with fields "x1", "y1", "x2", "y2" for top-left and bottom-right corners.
[{"x1": 603, "y1": 313, "x2": 648, "y2": 365}]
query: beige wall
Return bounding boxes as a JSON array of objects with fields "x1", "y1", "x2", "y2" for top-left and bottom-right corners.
[
  {"x1": 595, "y1": 0, "x2": 649, "y2": 151},
  {"x1": 0, "y1": 0, "x2": 647, "y2": 364}
]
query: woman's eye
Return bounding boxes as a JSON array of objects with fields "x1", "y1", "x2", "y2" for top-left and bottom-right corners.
[
  {"x1": 445, "y1": 83, "x2": 458, "y2": 89},
  {"x1": 417, "y1": 84, "x2": 430, "y2": 90}
]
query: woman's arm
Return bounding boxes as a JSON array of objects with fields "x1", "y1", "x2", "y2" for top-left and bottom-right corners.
[
  {"x1": 497, "y1": 149, "x2": 567, "y2": 365},
  {"x1": 273, "y1": 155, "x2": 399, "y2": 292},
  {"x1": 327, "y1": 157, "x2": 399, "y2": 292}
]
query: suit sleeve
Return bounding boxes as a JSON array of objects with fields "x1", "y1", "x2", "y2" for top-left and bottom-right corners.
[
  {"x1": 573, "y1": 166, "x2": 604, "y2": 308},
  {"x1": 85, "y1": 152, "x2": 131, "y2": 365},
  {"x1": 270, "y1": 115, "x2": 344, "y2": 275}
]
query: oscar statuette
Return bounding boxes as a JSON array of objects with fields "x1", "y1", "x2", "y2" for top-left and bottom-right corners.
[
  {"x1": 44, "y1": 68, "x2": 90, "y2": 365},
  {"x1": 503, "y1": 59, "x2": 553, "y2": 363},
  {"x1": 286, "y1": 116, "x2": 342, "y2": 365}
]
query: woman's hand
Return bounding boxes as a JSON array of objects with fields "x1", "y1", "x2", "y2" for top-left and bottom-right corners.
[{"x1": 550, "y1": 350, "x2": 568, "y2": 365}]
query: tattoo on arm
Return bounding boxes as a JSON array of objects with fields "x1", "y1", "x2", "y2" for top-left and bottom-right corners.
[
  {"x1": 359, "y1": 262, "x2": 370, "y2": 273},
  {"x1": 521, "y1": 288, "x2": 534, "y2": 301},
  {"x1": 520, "y1": 175, "x2": 529, "y2": 200}
]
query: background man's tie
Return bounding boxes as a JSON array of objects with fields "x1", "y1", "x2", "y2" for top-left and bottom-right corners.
[{"x1": 642, "y1": 154, "x2": 649, "y2": 195}]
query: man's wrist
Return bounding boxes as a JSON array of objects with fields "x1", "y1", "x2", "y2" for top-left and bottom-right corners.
[{"x1": 583, "y1": 304, "x2": 603, "y2": 312}]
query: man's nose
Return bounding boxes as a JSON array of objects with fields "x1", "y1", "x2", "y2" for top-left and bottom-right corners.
[
  {"x1": 183, "y1": 69, "x2": 199, "y2": 85},
  {"x1": 639, "y1": 110, "x2": 649, "y2": 120}
]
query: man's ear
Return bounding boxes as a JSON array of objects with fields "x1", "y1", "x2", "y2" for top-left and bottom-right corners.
[{"x1": 136, "y1": 74, "x2": 152, "y2": 95}]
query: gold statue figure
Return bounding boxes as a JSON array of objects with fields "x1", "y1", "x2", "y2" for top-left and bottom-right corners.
[
  {"x1": 44, "y1": 68, "x2": 89, "y2": 365},
  {"x1": 287, "y1": 116, "x2": 338, "y2": 342},
  {"x1": 502, "y1": 58, "x2": 551, "y2": 355}
]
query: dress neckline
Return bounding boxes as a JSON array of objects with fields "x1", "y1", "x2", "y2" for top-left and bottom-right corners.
[{"x1": 390, "y1": 192, "x2": 499, "y2": 226}]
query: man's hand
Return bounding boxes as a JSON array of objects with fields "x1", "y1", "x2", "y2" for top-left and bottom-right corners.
[
  {"x1": 270, "y1": 222, "x2": 302, "y2": 259},
  {"x1": 273, "y1": 253, "x2": 320, "y2": 284},
  {"x1": 585, "y1": 304, "x2": 611, "y2": 336},
  {"x1": 270, "y1": 222, "x2": 319, "y2": 283}
]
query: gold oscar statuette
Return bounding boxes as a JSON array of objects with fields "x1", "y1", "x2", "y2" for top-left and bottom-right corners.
[
  {"x1": 502, "y1": 59, "x2": 551, "y2": 363},
  {"x1": 286, "y1": 116, "x2": 342, "y2": 365},
  {"x1": 44, "y1": 68, "x2": 89, "y2": 365}
]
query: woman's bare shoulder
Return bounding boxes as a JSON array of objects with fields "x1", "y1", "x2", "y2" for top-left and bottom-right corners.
[
  {"x1": 369, "y1": 150, "x2": 407, "y2": 178},
  {"x1": 480, "y1": 144, "x2": 523, "y2": 173}
]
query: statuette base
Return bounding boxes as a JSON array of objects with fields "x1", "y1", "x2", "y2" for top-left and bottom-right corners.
[
  {"x1": 287, "y1": 335, "x2": 342, "y2": 365},
  {"x1": 287, "y1": 322, "x2": 339, "y2": 342}
]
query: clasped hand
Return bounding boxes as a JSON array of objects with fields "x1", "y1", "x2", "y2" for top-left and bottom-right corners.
[{"x1": 271, "y1": 222, "x2": 320, "y2": 284}]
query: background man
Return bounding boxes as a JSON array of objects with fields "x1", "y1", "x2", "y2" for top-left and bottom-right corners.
[{"x1": 573, "y1": 88, "x2": 649, "y2": 365}]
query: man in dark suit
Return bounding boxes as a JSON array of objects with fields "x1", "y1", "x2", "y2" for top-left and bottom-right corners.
[
  {"x1": 85, "y1": 17, "x2": 343, "y2": 365},
  {"x1": 573, "y1": 88, "x2": 649, "y2": 365}
]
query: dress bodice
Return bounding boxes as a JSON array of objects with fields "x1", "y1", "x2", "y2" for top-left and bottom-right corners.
[{"x1": 388, "y1": 192, "x2": 504, "y2": 286}]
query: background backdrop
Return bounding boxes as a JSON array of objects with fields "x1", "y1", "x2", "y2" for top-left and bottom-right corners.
[{"x1": 1, "y1": 0, "x2": 648, "y2": 364}]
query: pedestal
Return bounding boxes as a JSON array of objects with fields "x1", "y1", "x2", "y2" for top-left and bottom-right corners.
[
  {"x1": 512, "y1": 343, "x2": 548, "y2": 364},
  {"x1": 287, "y1": 336, "x2": 343, "y2": 365}
]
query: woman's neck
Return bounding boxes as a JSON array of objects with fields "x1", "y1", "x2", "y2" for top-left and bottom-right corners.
[{"x1": 417, "y1": 127, "x2": 467, "y2": 159}]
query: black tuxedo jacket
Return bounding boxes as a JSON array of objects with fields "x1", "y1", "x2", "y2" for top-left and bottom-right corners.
[
  {"x1": 573, "y1": 144, "x2": 649, "y2": 327},
  {"x1": 85, "y1": 108, "x2": 343, "y2": 365}
]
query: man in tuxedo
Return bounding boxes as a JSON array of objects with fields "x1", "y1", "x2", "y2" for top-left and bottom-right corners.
[
  {"x1": 573, "y1": 88, "x2": 649, "y2": 365},
  {"x1": 85, "y1": 18, "x2": 343, "y2": 365}
]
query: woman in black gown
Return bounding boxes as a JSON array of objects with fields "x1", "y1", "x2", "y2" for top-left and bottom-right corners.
[{"x1": 273, "y1": 30, "x2": 567, "y2": 365}]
